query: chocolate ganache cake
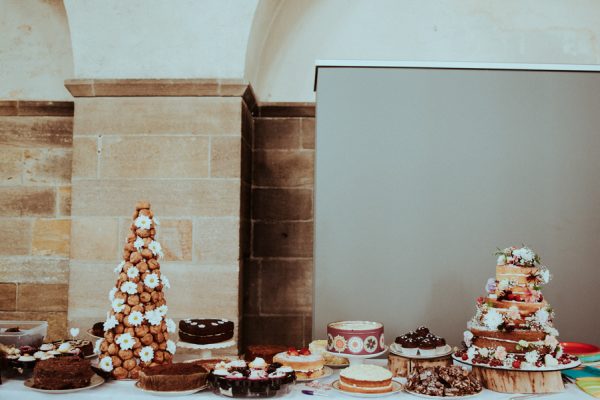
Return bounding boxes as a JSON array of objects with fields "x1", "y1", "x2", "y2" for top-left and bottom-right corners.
[
  {"x1": 32, "y1": 356, "x2": 94, "y2": 390},
  {"x1": 138, "y1": 362, "x2": 208, "y2": 392},
  {"x1": 179, "y1": 319, "x2": 234, "y2": 344}
]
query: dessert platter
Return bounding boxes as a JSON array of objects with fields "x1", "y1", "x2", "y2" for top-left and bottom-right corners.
[
  {"x1": 331, "y1": 364, "x2": 403, "y2": 397},
  {"x1": 273, "y1": 347, "x2": 332, "y2": 382},
  {"x1": 391, "y1": 326, "x2": 452, "y2": 359},
  {"x1": 404, "y1": 366, "x2": 483, "y2": 398},
  {"x1": 453, "y1": 246, "x2": 580, "y2": 393},
  {"x1": 176, "y1": 318, "x2": 237, "y2": 359},
  {"x1": 326, "y1": 321, "x2": 388, "y2": 366}
]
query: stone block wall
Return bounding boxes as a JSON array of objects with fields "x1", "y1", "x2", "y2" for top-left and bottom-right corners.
[
  {"x1": 244, "y1": 104, "x2": 315, "y2": 348},
  {"x1": 0, "y1": 101, "x2": 73, "y2": 340}
]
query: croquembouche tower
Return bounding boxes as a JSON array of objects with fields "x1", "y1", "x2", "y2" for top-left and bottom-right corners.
[
  {"x1": 454, "y1": 245, "x2": 579, "y2": 393},
  {"x1": 96, "y1": 202, "x2": 177, "y2": 379}
]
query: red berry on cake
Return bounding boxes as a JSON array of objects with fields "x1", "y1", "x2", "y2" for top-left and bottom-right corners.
[
  {"x1": 512, "y1": 360, "x2": 521, "y2": 369},
  {"x1": 286, "y1": 348, "x2": 299, "y2": 356},
  {"x1": 298, "y1": 348, "x2": 311, "y2": 356}
]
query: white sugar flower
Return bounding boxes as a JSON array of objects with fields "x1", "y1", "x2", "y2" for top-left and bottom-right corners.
[
  {"x1": 539, "y1": 267, "x2": 551, "y2": 284},
  {"x1": 134, "y1": 215, "x2": 151, "y2": 230},
  {"x1": 127, "y1": 266, "x2": 139, "y2": 279},
  {"x1": 103, "y1": 313, "x2": 118, "y2": 331},
  {"x1": 466, "y1": 347, "x2": 476, "y2": 360},
  {"x1": 157, "y1": 304, "x2": 168, "y2": 316},
  {"x1": 99, "y1": 356, "x2": 113, "y2": 372},
  {"x1": 544, "y1": 354, "x2": 558, "y2": 366},
  {"x1": 495, "y1": 346, "x2": 507, "y2": 361},
  {"x1": 463, "y1": 331, "x2": 474, "y2": 347},
  {"x1": 535, "y1": 309, "x2": 549, "y2": 325},
  {"x1": 148, "y1": 240, "x2": 162, "y2": 256},
  {"x1": 479, "y1": 347, "x2": 489, "y2": 357},
  {"x1": 133, "y1": 236, "x2": 144, "y2": 251},
  {"x1": 166, "y1": 318, "x2": 176, "y2": 333},
  {"x1": 108, "y1": 287, "x2": 117, "y2": 301},
  {"x1": 145, "y1": 309, "x2": 163, "y2": 326},
  {"x1": 94, "y1": 338, "x2": 104, "y2": 354},
  {"x1": 496, "y1": 255, "x2": 506, "y2": 265},
  {"x1": 121, "y1": 281, "x2": 138, "y2": 295},
  {"x1": 513, "y1": 247, "x2": 536, "y2": 263},
  {"x1": 525, "y1": 350, "x2": 539, "y2": 364},
  {"x1": 483, "y1": 309, "x2": 503, "y2": 330},
  {"x1": 140, "y1": 346, "x2": 154, "y2": 363},
  {"x1": 128, "y1": 311, "x2": 143, "y2": 327},
  {"x1": 144, "y1": 273, "x2": 160, "y2": 289},
  {"x1": 166, "y1": 340, "x2": 176, "y2": 354},
  {"x1": 115, "y1": 333, "x2": 135, "y2": 350},
  {"x1": 545, "y1": 335, "x2": 559, "y2": 349},
  {"x1": 153, "y1": 217, "x2": 160, "y2": 226},
  {"x1": 518, "y1": 340, "x2": 529, "y2": 348},
  {"x1": 544, "y1": 326, "x2": 559, "y2": 336},
  {"x1": 114, "y1": 261, "x2": 125, "y2": 274},
  {"x1": 161, "y1": 274, "x2": 170, "y2": 289},
  {"x1": 112, "y1": 298, "x2": 125, "y2": 313}
]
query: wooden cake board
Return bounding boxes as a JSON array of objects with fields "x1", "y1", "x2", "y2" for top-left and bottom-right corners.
[
  {"x1": 470, "y1": 366, "x2": 564, "y2": 394},
  {"x1": 388, "y1": 352, "x2": 452, "y2": 378}
]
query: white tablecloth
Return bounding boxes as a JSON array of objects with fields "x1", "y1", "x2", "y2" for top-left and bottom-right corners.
[{"x1": 0, "y1": 359, "x2": 589, "y2": 399}]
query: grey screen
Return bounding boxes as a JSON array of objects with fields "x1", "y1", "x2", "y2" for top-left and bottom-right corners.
[{"x1": 314, "y1": 66, "x2": 600, "y2": 346}]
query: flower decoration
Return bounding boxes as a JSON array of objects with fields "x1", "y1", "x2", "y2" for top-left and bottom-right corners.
[
  {"x1": 545, "y1": 335, "x2": 559, "y2": 349},
  {"x1": 479, "y1": 347, "x2": 489, "y2": 357},
  {"x1": 103, "y1": 313, "x2": 118, "y2": 331},
  {"x1": 166, "y1": 340, "x2": 176, "y2": 354},
  {"x1": 148, "y1": 240, "x2": 162, "y2": 256},
  {"x1": 161, "y1": 274, "x2": 170, "y2": 289},
  {"x1": 463, "y1": 331, "x2": 474, "y2": 347},
  {"x1": 539, "y1": 267, "x2": 551, "y2": 284},
  {"x1": 145, "y1": 309, "x2": 163, "y2": 326},
  {"x1": 495, "y1": 346, "x2": 507, "y2": 361},
  {"x1": 332, "y1": 335, "x2": 347, "y2": 352},
  {"x1": 133, "y1": 236, "x2": 144, "y2": 251},
  {"x1": 140, "y1": 346, "x2": 154, "y2": 363},
  {"x1": 144, "y1": 273, "x2": 160, "y2": 289},
  {"x1": 534, "y1": 308, "x2": 550, "y2": 325},
  {"x1": 507, "y1": 306, "x2": 521, "y2": 321},
  {"x1": 114, "y1": 261, "x2": 125, "y2": 274},
  {"x1": 115, "y1": 333, "x2": 135, "y2": 350},
  {"x1": 166, "y1": 318, "x2": 176, "y2": 333},
  {"x1": 544, "y1": 354, "x2": 558, "y2": 366},
  {"x1": 121, "y1": 281, "x2": 138, "y2": 295},
  {"x1": 525, "y1": 350, "x2": 539, "y2": 364},
  {"x1": 126, "y1": 266, "x2": 139, "y2": 279},
  {"x1": 108, "y1": 287, "x2": 117, "y2": 301},
  {"x1": 112, "y1": 298, "x2": 125, "y2": 313},
  {"x1": 128, "y1": 311, "x2": 143, "y2": 327},
  {"x1": 483, "y1": 308, "x2": 503, "y2": 330},
  {"x1": 94, "y1": 338, "x2": 104, "y2": 355},
  {"x1": 134, "y1": 215, "x2": 151, "y2": 230},
  {"x1": 157, "y1": 304, "x2": 168, "y2": 316},
  {"x1": 99, "y1": 356, "x2": 113, "y2": 372},
  {"x1": 485, "y1": 277, "x2": 496, "y2": 294}
]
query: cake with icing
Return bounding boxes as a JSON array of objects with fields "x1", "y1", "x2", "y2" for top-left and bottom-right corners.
[
  {"x1": 455, "y1": 246, "x2": 578, "y2": 369},
  {"x1": 272, "y1": 348, "x2": 325, "y2": 380},
  {"x1": 339, "y1": 364, "x2": 393, "y2": 394},
  {"x1": 138, "y1": 362, "x2": 208, "y2": 392},
  {"x1": 178, "y1": 318, "x2": 234, "y2": 344},
  {"x1": 32, "y1": 356, "x2": 94, "y2": 390}
]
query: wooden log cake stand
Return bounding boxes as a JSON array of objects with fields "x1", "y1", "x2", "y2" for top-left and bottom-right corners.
[
  {"x1": 388, "y1": 352, "x2": 452, "y2": 378},
  {"x1": 469, "y1": 366, "x2": 564, "y2": 394}
]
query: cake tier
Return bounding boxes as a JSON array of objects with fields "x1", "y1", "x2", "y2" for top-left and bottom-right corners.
[
  {"x1": 472, "y1": 337, "x2": 540, "y2": 353},
  {"x1": 339, "y1": 365, "x2": 393, "y2": 394},
  {"x1": 487, "y1": 299, "x2": 546, "y2": 314},
  {"x1": 272, "y1": 352, "x2": 324, "y2": 373},
  {"x1": 496, "y1": 264, "x2": 538, "y2": 277},
  {"x1": 469, "y1": 327, "x2": 546, "y2": 342}
]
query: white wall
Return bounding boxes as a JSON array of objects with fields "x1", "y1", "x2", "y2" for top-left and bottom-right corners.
[
  {"x1": 64, "y1": 0, "x2": 259, "y2": 79},
  {"x1": 253, "y1": 0, "x2": 600, "y2": 101},
  {"x1": 0, "y1": 0, "x2": 73, "y2": 100}
]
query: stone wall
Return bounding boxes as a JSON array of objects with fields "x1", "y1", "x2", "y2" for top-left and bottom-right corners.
[
  {"x1": 244, "y1": 104, "x2": 315, "y2": 348},
  {"x1": 0, "y1": 101, "x2": 73, "y2": 340}
]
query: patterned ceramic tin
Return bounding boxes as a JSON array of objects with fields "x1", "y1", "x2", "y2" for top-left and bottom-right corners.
[{"x1": 327, "y1": 321, "x2": 385, "y2": 355}]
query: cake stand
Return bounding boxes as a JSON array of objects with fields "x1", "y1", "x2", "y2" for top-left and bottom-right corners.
[
  {"x1": 176, "y1": 339, "x2": 236, "y2": 359},
  {"x1": 453, "y1": 354, "x2": 581, "y2": 394},
  {"x1": 325, "y1": 345, "x2": 388, "y2": 367}
]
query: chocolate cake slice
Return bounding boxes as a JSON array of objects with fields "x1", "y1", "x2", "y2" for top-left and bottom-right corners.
[
  {"x1": 138, "y1": 362, "x2": 208, "y2": 392},
  {"x1": 32, "y1": 356, "x2": 94, "y2": 390}
]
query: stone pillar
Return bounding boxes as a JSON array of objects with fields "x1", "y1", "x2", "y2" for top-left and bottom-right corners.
[{"x1": 65, "y1": 80, "x2": 253, "y2": 354}]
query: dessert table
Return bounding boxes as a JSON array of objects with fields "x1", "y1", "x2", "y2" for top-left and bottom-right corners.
[{"x1": 0, "y1": 359, "x2": 590, "y2": 399}]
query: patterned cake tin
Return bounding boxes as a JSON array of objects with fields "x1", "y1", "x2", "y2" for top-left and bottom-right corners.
[{"x1": 327, "y1": 321, "x2": 385, "y2": 355}]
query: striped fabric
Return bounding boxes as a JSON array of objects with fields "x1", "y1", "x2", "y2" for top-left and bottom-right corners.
[{"x1": 577, "y1": 377, "x2": 600, "y2": 398}]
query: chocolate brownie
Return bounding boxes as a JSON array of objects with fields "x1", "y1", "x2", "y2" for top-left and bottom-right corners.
[
  {"x1": 179, "y1": 319, "x2": 234, "y2": 345},
  {"x1": 32, "y1": 356, "x2": 94, "y2": 390}
]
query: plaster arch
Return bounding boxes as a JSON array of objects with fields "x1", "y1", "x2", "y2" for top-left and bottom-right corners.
[{"x1": 0, "y1": 0, "x2": 73, "y2": 100}]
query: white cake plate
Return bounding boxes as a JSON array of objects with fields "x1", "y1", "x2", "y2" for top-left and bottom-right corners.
[
  {"x1": 325, "y1": 345, "x2": 388, "y2": 367},
  {"x1": 176, "y1": 339, "x2": 236, "y2": 359}
]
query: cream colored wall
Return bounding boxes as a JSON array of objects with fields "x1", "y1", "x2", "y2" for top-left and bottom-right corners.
[
  {"x1": 0, "y1": 0, "x2": 73, "y2": 100},
  {"x1": 252, "y1": 0, "x2": 600, "y2": 101}
]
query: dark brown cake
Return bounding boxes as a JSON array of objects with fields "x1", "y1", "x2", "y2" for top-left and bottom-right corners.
[
  {"x1": 245, "y1": 345, "x2": 288, "y2": 363},
  {"x1": 138, "y1": 362, "x2": 208, "y2": 392},
  {"x1": 92, "y1": 322, "x2": 104, "y2": 338},
  {"x1": 178, "y1": 319, "x2": 234, "y2": 344},
  {"x1": 32, "y1": 356, "x2": 94, "y2": 390}
]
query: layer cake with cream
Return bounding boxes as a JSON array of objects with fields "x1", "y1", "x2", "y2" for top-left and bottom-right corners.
[{"x1": 339, "y1": 364, "x2": 393, "y2": 394}]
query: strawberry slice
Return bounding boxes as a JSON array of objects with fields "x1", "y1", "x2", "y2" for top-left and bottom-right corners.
[
  {"x1": 287, "y1": 347, "x2": 299, "y2": 356},
  {"x1": 299, "y1": 347, "x2": 311, "y2": 356}
]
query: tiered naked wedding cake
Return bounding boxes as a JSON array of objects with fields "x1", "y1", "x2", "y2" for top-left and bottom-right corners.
[
  {"x1": 456, "y1": 246, "x2": 577, "y2": 370},
  {"x1": 96, "y1": 202, "x2": 176, "y2": 379}
]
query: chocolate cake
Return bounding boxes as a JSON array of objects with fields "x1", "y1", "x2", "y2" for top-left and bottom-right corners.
[
  {"x1": 245, "y1": 344, "x2": 288, "y2": 363},
  {"x1": 32, "y1": 356, "x2": 94, "y2": 390},
  {"x1": 91, "y1": 322, "x2": 104, "y2": 338},
  {"x1": 138, "y1": 362, "x2": 208, "y2": 392},
  {"x1": 178, "y1": 319, "x2": 234, "y2": 344}
]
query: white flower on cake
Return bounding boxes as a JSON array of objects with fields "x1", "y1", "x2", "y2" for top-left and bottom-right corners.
[
  {"x1": 534, "y1": 308, "x2": 550, "y2": 325},
  {"x1": 483, "y1": 308, "x2": 503, "y2": 330},
  {"x1": 140, "y1": 346, "x2": 154, "y2": 363},
  {"x1": 463, "y1": 331, "x2": 474, "y2": 347},
  {"x1": 496, "y1": 255, "x2": 506, "y2": 265},
  {"x1": 121, "y1": 281, "x2": 138, "y2": 295},
  {"x1": 134, "y1": 215, "x2": 151, "y2": 230},
  {"x1": 539, "y1": 267, "x2": 551, "y2": 284},
  {"x1": 133, "y1": 236, "x2": 144, "y2": 251},
  {"x1": 70, "y1": 327, "x2": 79, "y2": 338},
  {"x1": 157, "y1": 304, "x2": 168, "y2": 316},
  {"x1": 108, "y1": 287, "x2": 117, "y2": 301},
  {"x1": 161, "y1": 275, "x2": 170, "y2": 289},
  {"x1": 507, "y1": 306, "x2": 521, "y2": 321},
  {"x1": 103, "y1": 313, "x2": 118, "y2": 331},
  {"x1": 145, "y1": 309, "x2": 163, "y2": 326},
  {"x1": 166, "y1": 318, "x2": 176, "y2": 333},
  {"x1": 115, "y1": 333, "x2": 135, "y2": 350},
  {"x1": 556, "y1": 346, "x2": 564, "y2": 359},
  {"x1": 114, "y1": 261, "x2": 125, "y2": 274},
  {"x1": 144, "y1": 272, "x2": 160, "y2": 289},
  {"x1": 467, "y1": 347, "x2": 476, "y2": 360},
  {"x1": 497, "y1": 279, "x2": 510, "y2": 291},
  {"x1": 518, "y1": 340, "x2": 529, "y2": 349},
  {"x1": 525, "y1": 350, "x2": 539, "y2": 364},
  {"x1": 544, "y1": 354, "x2": 559, "y2": 367},
  {"x1": 94, "y1": 338, "x2": 103, "y2": 355},
  {"x1": 126, "y1": 266, "x2": 139, "y2": 279},
  {"x1": 495, "y1": 346, "x2": 507, "y2": 361},
  {"x1": 513, "y1": 247, "x2": 536, "y2": 263},
  {"x1": 544, "y1": 326, "x2": 559, "y2": 336},
  {"x1": 148, "y1": 240, "x2": 162, "y2": 256},
  {"x1": 166, "y1": 340, "x2": 176, "y2": 354},
  {"x1": 544, "y1": 335, "x2": 559, "y2": 349},
  {"x1": 99, "y1": 356, "x2": 113, "y2": 372},
  {"x1": 128, "y1": 311, "x2": 143, "y2": 326},
  {"x1": 112, "y1": 298, "x2": 125, "y2": 313},
  {"x1": 479, "y1": 347, "x2": 489, "y2": 357}
]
